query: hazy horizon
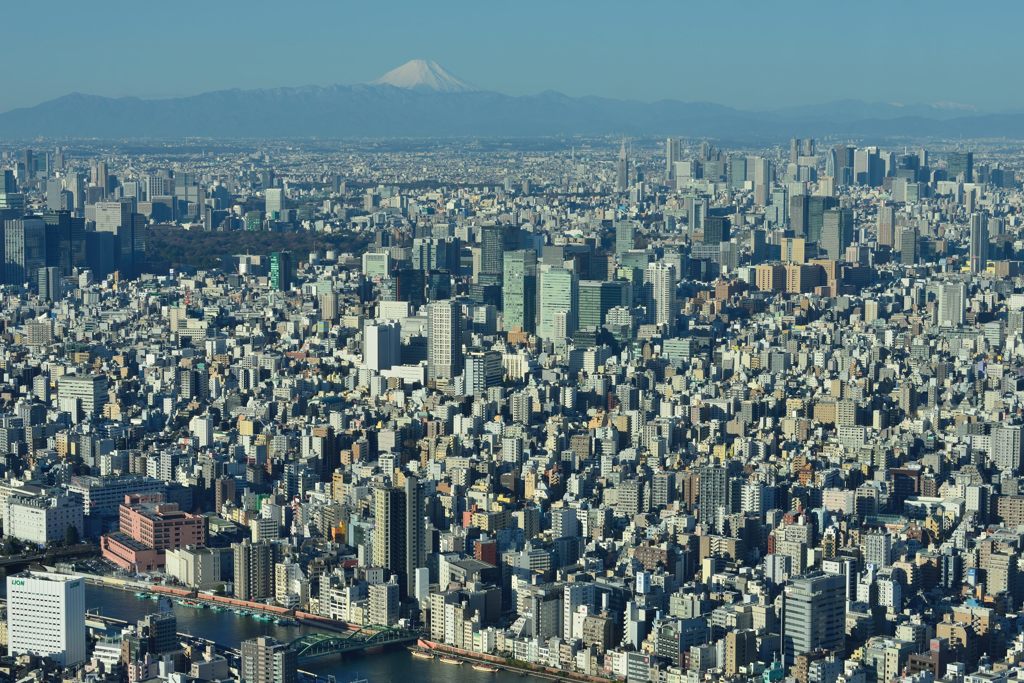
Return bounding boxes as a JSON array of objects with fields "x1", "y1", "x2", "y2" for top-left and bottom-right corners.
[{"x1": 3, "y1": 0, "x2": 1023, "y2": 113}]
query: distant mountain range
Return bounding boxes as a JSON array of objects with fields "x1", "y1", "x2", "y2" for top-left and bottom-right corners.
[{"x1": 1, "y1": 60, "x2": 1021, "y2": 140}]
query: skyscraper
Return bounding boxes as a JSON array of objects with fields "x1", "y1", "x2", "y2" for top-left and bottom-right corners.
[
  {"x1": 992, "y1": 424, "x2": 1022, "y2": 474},
  {"x1": 665, "y1": 137, "x2": 681, "y2": 180},
  {"x1": 503, "y1": 249, "x2": 537, "y2": 333},
  {"x1": 7, "y1": 571, "x2": 87, "y2": 666},
  {"x1": 269, "y1": 251, "x2": 294, "y2": 291},
  {"x1": 364, "y1": 321, "x2": 402, "y2": 371},
  {"x1": 478, "y1": 224, "x2": 507, "y2": 286},
  {"x1": 698, "y1": 465, "x2": 727, "y2": 532},
  {"x1": 644, "y1": 263, "x2": 677, "y2": 332},
  {"x1": 319, "y1": 291, "x2": 338, "y2": 321},
  {"x1": 233, "y1": 540, "x2": 274, "y2": 601},
  {"x1": 938, "y1": 282, "x2": 966, "y2": 327},
  {"x1": 877, "y1": 202, "x2": 896, "y2": 248},
  {"x1": 970, "y1": 213, "x2": 989, "y2": 273},
  {"x1": 616, "y1": 139, "x2": 629, "y2": 192},
  {"x1": 947, "y1": 151, "x2": 974, "y2": 182},
  {"x1": 3, "y1": 218, "x2": 46, "y2": 287},
  {"x1": 37, "y1": 266, "x2": 61, "y2": 302},
  {"x1": 538, "y1": 266, "x2": 577, "y2": 340},
  {"x1": 265, "y1": 188, "x2": 286, "y2": 217},
  {"x1": 427, "y1": 299, "x2": 463, "y2": 382},
  {"x1": 240, "y1": 636, "x2": 297, "y2": 683},
  {"x1": 702, "y1": 216, "x2": 731, "y2": 245},
  {"x1": 807, "y1": 196, "x2": 838, "y2": 244},
  {"x1": 615, "y1": 220, "x2": 636, "y2": 255},
  {"x1": 371, "y1": 475, "x2": 425, "y2": 598},
  {"x1": 94, "y1": 199, "x2": 132, "y2": 234},
  {"x1": 782, "y1": 572, "x2": 846, "y2": 665},
  {"x1": 820, "y1": 208, "x2": 853, "y2": 260},
  {"x1": 578, "y1": 280, "x2": 630, "y2": 331},
  {"x1": 899, "y1": 227, "x2": 918, "y2": 266}
]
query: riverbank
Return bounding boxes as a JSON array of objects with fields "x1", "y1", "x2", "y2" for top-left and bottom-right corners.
[
  {"x1": 85, "y1": 584, "x2": 535, "y2": 683},
  {"x1": 416, "y1": 639, "x2": 616, "y2": 683},
  {"x1": 81, "y1": 572, "x2": 352, "y2": 632}
]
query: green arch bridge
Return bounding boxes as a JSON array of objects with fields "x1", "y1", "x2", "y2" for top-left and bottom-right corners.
[{"x1": 289, "y1": 626, "x2": 419, "y2": 661}]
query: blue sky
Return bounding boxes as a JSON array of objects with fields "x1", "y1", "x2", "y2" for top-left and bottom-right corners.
[{"x1": 2, "y1": 0, "x2": 1021, "y2": 112}]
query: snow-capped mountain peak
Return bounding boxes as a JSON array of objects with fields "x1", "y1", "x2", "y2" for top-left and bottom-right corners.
[{"x1": 371, "y1": 59, "x2": 477, "y2": 93}]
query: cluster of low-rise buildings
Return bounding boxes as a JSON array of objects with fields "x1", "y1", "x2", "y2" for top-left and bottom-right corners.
[{"x1": 1, "y1": 136, "x2": 1024, "y2": 683}]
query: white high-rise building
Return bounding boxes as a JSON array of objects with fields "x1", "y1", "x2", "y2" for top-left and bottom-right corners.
[
  {"x1": 992, "y1": 424, "x2": 1023, "y2": 474},
  {"x1": 426, "y1": 300, "x2": 463, "y2": 382},
  {"x1": 364, "y1": 321, "x2": 401, "y2": 372},
  {"x1": 265, "y1": 188, "x2": 286, "y2": 216},
  {"x1": 938, "y1": 282, "x2": 966, "y2": 327},
  {"x1": 538, "y1": 266, "x2": 577, "y2": 341},
  {"x1": 7, "y1": 571, "x2": 87, "y2": 666},
  {"x1": 644, "y1": 262, "x2": 677, "y2": 332}
]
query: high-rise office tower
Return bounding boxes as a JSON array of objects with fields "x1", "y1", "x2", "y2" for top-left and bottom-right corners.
[
  {"x1": 665, "y1": 137, "x2": 681, "y2": 180},
  {"x1": 45, "y1": 179, "x2": 69, "y2": 212},
  {"x1": 702, "y1": 216, "x2": 731, "y2": 245},
  {"x1": 240, "y1": 636, "x2": 297, "y2": 683},
  {"x1": 807, "y1": 196, "x2": 838, "y2": 244},
  {"x1": 698, "y1": 465, "x2": 728, "y2": 532},
  {"x1": 899, "y1": 227, "x2": 918, "y2": 266},
  {"x1": 578, "y1": 280, "x2": 630, "y2": 331},
  {"x1": 37, "y1": 266, "x2": 61, "y2": 302},
  {"x1": 94, "y1": 199, "x2": 133, "y2": 234},
  {"x1": 2, "y1": 169, "x2": 17, "y2": 193},
  {"x1": 615, "y1": 220, "x2": 636, "y2": 254},
  {"x1": 947, "y1": 151, "x2": 974, "y2": 182},
  {"x1": 364, "y1": 321, "x2": 401, "y2": 371},
  {"x1": 371, "y1": 476, "x2": 425, "y2": 598},
  {"x1": 6, "y1": 571, "x2": 87, "y2": 666},
  {"x1": 44, "y1": 211, "x2": 87, "y2": 275},
  {"x1": 538, "y1": 266, "x2": 577, "y2": 340},
  {"x1": 729, "y1": 156, "x2": 747, "y2": 190},
  {"x1": 970, "y1": 213, "x2": 989, "y2": 273},
  {"x1": 820, "y1": 208, "x2": 853, "y2": 260},
  {"x1": 503, "y1": 249, "x2": 537, "y2": 333},
  {"x1": 877, "y1": 203, "x2": 896, "y2": 248},
  {"x1": 616, "y1": 139, "x2": 629, "y2": 192},
  {"x1": 644, "y1": 263, "x2": 677, "y2": 332},
  {"x1": 825, "y1": 148, "x2": 837, "y2": 179},
  {"x1": 478, "y1": 224, "x2": 506, "y2": 286},
  {"x1": 782, "y1": 572, "x2": 846, "y2": 665},
  {"x1": 319, "y1": 291, "x2": 338, "y2": 321},
  {"x1": 65, "y1": 172, "x2": 85, "y2": 213},
  {"x1": 3, "y1": 218, "x2": 46, "y2": 287},
  {"x1": 938, "y1": 282, "x2": 966, "y2": 327},
  {"x1": 427, "y1": 299, "x2": 463, "y2": 382},
  {"x1": 269, "y1": 251, "x2": 294, "y2": 291},
  {"x1": 789, "y1": 194, "x2": 809, "y2": 237},
  {"x1": 265, "y1": 188, "x2": 286, "y2": 217}
]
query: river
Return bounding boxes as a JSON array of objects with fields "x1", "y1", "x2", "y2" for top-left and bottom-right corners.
[{"x1": 84, "y1": 584, "x2": 535, "y2": 683}]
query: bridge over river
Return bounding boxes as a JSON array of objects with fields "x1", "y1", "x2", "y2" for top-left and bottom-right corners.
[{"x1": 289, "y1": 626, "x2": 419, "y2": 661}]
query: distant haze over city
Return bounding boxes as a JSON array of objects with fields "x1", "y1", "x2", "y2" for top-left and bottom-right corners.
[
  {"x1": 1, "y1": 0, "x2": 1023, "y2": 138},
  {"x1": 3, "y1": 57, "x2": 1024, "y2": 140}
]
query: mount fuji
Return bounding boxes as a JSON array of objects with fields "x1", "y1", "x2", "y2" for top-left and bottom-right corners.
[
  {"x1": 0, "y1": 60, "x2": 1020, "y2": 139},
  {"x1": 371, "y1": 59, "x2": 477, "y2": 93}
]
